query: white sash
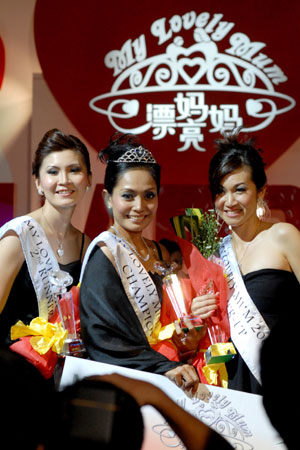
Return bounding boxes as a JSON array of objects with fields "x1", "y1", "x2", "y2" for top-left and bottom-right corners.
[
  {"x1": 80, "y1": 231, "x2": 161, "y2": 338},
  {"x1": 0, "y1": 215, "x2": 60, "y2": 320},
  {"x1": 219, "y1": 235, "x2": 270, "y2": 384}
]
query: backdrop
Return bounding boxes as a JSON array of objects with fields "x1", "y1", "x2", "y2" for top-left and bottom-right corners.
[{"x1": 1, "y1": 1, "x2": 299, "y2": 240}]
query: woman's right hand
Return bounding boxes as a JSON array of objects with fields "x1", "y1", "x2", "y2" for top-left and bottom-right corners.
[{"x1": 191, "y1": 292, "x2": 219, "y2": 319}]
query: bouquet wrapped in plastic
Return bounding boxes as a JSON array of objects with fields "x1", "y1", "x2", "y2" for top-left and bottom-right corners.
[{"x1": 158, "y1": 208, "x2": 235, "y2": 387}]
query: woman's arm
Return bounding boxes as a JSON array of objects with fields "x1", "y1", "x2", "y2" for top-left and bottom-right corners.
[
  {"x1": 274, "y1": 223, "x2": 300, "y2": 282},
  {"x1": 97, "y1": 373, "x2": 232, "y2": 450},
  {"x1": 0, "y1": 233, "x2": 24, "y2": 313}
]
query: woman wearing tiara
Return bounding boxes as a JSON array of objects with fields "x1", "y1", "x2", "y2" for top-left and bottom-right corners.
[
  {"x1": 0, "y1": 129, "x2": 92, "y2": 347},
  {"x1": 191, "y1": 129, "x2": 300, "y2": 394},
  {"x1": 79, "y1": 133, "x2": 202, "y2": 392}
]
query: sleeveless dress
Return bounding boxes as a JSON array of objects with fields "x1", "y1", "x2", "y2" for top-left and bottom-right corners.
[
  {"x1": 0, "y1": 235, "x2": 85, "y2": 347},
  {"x1": 226, "y1": 268, "x2": 300, "y2": 393}
]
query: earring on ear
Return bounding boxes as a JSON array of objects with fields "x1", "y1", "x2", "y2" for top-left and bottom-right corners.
[
  {"x1": 105, "y1": 203, "x2": 113, "y2": 217},
  {"x1": 256, "y1": 198, "x2": 270, "y2": 220},
  {"x1": 85, "y1": 185, "x2": 90, "y2": 192},
  {"x1": 38, "y1": 188, "x2": 44, "y2": 196}
]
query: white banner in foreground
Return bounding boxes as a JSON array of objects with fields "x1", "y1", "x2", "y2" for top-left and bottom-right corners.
[{"x1": 60, "y1": 356, "x2": 286, "y2": 450}]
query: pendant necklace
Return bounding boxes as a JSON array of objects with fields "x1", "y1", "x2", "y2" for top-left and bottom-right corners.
[
  {"x1": 42, "y1": 208, "x2": 67, "y2": 258},
  {"x1": 231, "y1": 221, "x2": 261, "y2": 270},
  {"x1": 111, "y1": 225, "x2": 150, "y2": 262}
]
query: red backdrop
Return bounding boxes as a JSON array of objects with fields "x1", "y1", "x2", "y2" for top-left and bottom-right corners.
[{"x1": 33, "y1": 0, "x2": 300, "y2": 238}]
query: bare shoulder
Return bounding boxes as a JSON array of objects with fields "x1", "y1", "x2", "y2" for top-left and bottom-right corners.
[
  {"x1": 0, "y1": 231, "x2": 24, "y2": 271},
  {"x1": 0, "y1": 230, "x2": 22, "y2": 254},
  {"x1": 267, "y1": 222, "x2": 300, "y2": 241}
]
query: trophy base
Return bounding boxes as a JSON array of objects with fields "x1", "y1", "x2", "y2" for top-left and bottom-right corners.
[
  {"x1": 205, "y1": 343, "x2": 236, "y2": 365},
  {"x1": 62, "y1": 338, "x2": 86, "y2": 357}
]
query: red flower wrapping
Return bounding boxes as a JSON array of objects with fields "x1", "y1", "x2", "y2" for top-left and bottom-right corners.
[
  {"x1": 158, "y1": 237, "x2": 230, "y2": 385},
  {"x1": 10, "y1": 285, "x2": 81, "y2": 379}
]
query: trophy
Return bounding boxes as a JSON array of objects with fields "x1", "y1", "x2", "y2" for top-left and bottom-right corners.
[
  {"x1": 199, "y1": 280, "x2": 235, "y2": 365},
  {"x1": 154, "y1": 262, "x2": 203, "y2": 331},
  {"x1": 49, "y1": 270, "x2": 85, "y2": 357}
]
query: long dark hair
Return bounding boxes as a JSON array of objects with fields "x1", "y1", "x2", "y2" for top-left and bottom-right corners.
[
  {"x1": 99, "y1": 132, "x2": 161, "y2": 194},
  {"x1": 209, "y1": 129, "x2": 267, "y2": 202},
  {"x1": 32, "y1": 129, "x2": 91, "y2": 177}
]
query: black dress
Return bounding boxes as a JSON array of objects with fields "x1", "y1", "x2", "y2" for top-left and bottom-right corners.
[
  {"x1": 226, "y1": 269, "x2": 300, "y2": 394},
  {"x1": 79, "y1": 246, "x2": 182, "y2": 375},
  {"x1": 0, "y1": 235, "x2": 85, "y2": 347}
]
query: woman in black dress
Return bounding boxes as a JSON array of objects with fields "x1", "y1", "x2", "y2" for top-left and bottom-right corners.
[
  {"x1": 0, "y1": 129, "x2": 92, "y2": 346},
  {"x1": 191, "y1": 129, "x2": 300, "y2": 393},
  {"x1": 79, "y1": 133, "x2": 202, "y2": 393}
]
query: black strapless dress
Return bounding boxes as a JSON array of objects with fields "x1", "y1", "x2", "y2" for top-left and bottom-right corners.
[{"x1": 226, "y1": 269, "x2": 300, "y2": 394}]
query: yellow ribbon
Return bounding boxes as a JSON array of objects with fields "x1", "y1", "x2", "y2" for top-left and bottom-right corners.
[
  {"x1": 202, "y1": 342, "x2": 236, "y2": 389},
  {"x1": 202, "y1": 362, "x2": 229, "y2": 388},
  {"x1": 185, "y1": 208, "x2": 202, "y2": 225},
  {"x1": 205, "y1": 342, "x2": 236, "y2": 363},
  {"x1": 11, "y1": 317, "x2": 68, "y2": 355},
  {"x1": 170, "y1": 210, "x2": 202, "y2": 240},
  {"x1": 147, "y1": 321, "x2": 175, "y2": 346}
]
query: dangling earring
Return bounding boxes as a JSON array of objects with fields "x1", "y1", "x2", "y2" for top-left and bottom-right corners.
[
  {"x1": 256, "y1": 198, "x2": 270, "y2": 220},
  {"x1": 38, "y1": 188, "x2": 44, "y2": 196},
  {"x1": 105, "y1": 202, "x2": 113, "y2": 216},
  {"x1": 85, "y1": 185, "x2": 90, "y2": 192}
]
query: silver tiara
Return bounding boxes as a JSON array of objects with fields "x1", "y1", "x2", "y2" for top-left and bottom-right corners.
[{"x1": 109, "y1": 146, "x2": 157, "y2": 164}]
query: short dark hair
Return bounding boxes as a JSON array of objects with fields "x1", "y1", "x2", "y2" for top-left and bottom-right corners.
[
  {"x1": 209, "y1": 129, "x2": 267, "y2": 202},
  {"x1": 159, "y1": 238, "x2": 181, "y2": 254},
  {"x1": 32, "y1": 129, "x2": 91, "y2": 177},
  {"x1": 59, "y1": 377, "x2": 144, "y2": 449},
  {"x1": 99, "y1": 132, "x2": 160, "y2": 194}
]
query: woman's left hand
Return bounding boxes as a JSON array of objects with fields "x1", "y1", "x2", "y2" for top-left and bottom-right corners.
[{"x1": 172, "y1": 317, "x2": 206, "y2": 357}]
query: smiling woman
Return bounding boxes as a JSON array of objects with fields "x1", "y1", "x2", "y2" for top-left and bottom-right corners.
[
  {"x1": 0, "y1": 129, "x2": 92, "y2": 348},
  {"x1": 191, "y1": 128, "x2": 300, "y2": 394},
  {"x1": 79, "y1": 133, "x2": 201, "y2": 393}
]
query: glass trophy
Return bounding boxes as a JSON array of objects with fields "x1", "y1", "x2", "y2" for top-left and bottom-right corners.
[
  {"x1": 154, "y1": 262, "x2": 203, "y2": 331},
  {"x1": 199, "y1": 280, "x2": 236, "y2": 365},
  {"x1": 49, "y1": 270, "x2": 85, "y2": 357}
]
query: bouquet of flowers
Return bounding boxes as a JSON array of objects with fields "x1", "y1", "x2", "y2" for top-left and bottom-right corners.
[
  {"x1": 171, "y1": 208, "x2": 222, "y2": 259},
  {"x1": 158, "y1": 208, "x2": 235, "y2": 387}
]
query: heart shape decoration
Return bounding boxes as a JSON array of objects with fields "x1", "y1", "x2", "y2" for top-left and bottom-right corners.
[
  {"x1": 34, "y1": 0, "x2": 300, "y2": 185},
  {"x1": 122, "y1": 99, "x2": 139, "y2": 116},
  {"x1": 171, "y1": 41, "x2": 218, "y2": 85},
  {"x1": 246, "y1": 99, "x2": 263, "y2": 115},
  {"x1": 177, "y1": 57, "x2": 206, "y2": 85}
]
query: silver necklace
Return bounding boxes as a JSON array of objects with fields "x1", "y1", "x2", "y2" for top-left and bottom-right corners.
[
  {"x1": 42, "y1": 208, "x2": 66, "y2": 258},
  {"x1": 111, "y1": 225, "x2": 150, "y2": 262},
  {"x1": 231, "y1": 222, "x2": 261, "y2": 269},
  {"x1": 232, "y1": 239, "x2": 252, "y2": 269}
]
